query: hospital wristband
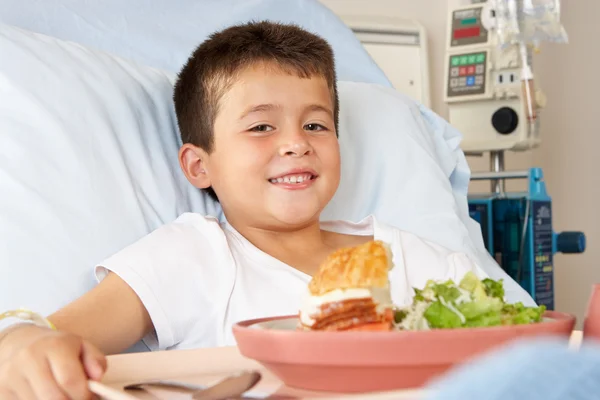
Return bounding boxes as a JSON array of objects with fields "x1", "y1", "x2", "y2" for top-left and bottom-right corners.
[{"x1": 0, "y1": 308, "x2": 56, "y2": 331}]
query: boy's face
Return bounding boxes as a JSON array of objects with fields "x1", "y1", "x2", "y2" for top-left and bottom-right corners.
[{"x1": 183, "y1": 63, "x2": 340, "y2": 229}]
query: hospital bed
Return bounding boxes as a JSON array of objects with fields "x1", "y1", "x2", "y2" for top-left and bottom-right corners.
[{"x1": 0, "y1": 0, "x2": 536, "y2": 329}]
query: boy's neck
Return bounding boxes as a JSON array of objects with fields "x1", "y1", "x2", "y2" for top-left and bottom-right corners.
[
  {"x1": 231, "y1": 217, "x2": 329, "y2": 253},
  {"x1": 227, "y1": 216, "x2": 337, "y2": 276},
  {"x1": 225, "y1": 216, "x2": 373, "y2": 276}
]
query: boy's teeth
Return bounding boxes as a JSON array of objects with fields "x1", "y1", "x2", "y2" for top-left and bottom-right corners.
[{"x1": 271, "y1": 174, "x2": 313, "y2": 184}]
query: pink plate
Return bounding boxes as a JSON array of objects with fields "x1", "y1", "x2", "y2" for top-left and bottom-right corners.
[{"x1": 232, "y1": 311, "x2": 575, "y2": 393}]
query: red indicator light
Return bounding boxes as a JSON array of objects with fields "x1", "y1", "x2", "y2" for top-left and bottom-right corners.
[{"x1": 454, "y1": 26, "x2": 480, "y2": 39}]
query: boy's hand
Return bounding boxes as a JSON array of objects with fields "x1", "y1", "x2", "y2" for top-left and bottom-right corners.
[{"x1": 0, "y1": 325, "x2": 106, "y2": 399}]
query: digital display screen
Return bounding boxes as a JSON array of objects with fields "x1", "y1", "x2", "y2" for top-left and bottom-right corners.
[
  {"x1": 453, "y1": 26, "x2": 481, "y2": 40},
  {"x1": 450, "y1": 7, "x2": 487, "y2": 47}
]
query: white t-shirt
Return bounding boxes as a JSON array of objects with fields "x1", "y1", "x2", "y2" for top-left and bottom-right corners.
[{"x1": 95, "y1": 213, "x2": 488, "y2": 351}]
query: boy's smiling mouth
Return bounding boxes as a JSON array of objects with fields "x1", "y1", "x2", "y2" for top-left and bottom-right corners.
[{"x1": 268, "y1": 169, "x2": 318, "y2": 188}]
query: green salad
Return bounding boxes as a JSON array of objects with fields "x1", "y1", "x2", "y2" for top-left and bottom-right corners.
[{"x1": 394, "y1": 272, "x2": 546, "y2": 330}]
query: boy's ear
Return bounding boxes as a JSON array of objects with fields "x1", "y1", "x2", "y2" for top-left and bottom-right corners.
[{"x1": 178, "y1": 143, "x2": 211, "y2": 189}]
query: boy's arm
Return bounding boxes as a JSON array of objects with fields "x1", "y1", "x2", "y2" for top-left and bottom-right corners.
[
  {"x1": 0, "y1": 272, "x2": 148, "y2": 398},
  {"x1": 0, "y1": 271, "x2": 152, "y2": 357},
  {"x1": 48, "y1": 271, "x2": 153, "y2": 355}
]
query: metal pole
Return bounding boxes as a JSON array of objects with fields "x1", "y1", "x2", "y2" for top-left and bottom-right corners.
[
  {"x1": 490, "y1": 150, "x2": 505, "y2": 193},
  {"x1": 471, "y1": 170, "x2": 529, "y2": 180}
]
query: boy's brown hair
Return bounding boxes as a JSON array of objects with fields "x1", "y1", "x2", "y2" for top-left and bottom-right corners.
[{"x1": 173, "y1": 21, "x2": 339, "y2": 200}]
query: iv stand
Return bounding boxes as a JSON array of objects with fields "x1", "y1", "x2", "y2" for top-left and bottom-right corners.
[{"x1": 490, "y1": 150, "x2": 505, "y2": 193}]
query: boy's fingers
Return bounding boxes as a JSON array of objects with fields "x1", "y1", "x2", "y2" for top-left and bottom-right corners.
[
  {"x1": 10, "y1": 376, "x2": 36, "y2": 400},
  {"x1": 23, "y1": 356, "x2": 67, "y2": 400},
  {"x1": 81, "y1": 342, "x2": 107, "y2": 381},
  {"x1": 47, "y1": 342, "x2": 93, "y2": 400},
  {"x1": 0, "y1": 388, "x2": 17, "y2": 400}
]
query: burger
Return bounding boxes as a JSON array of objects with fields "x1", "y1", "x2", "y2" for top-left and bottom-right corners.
[{"x1": 299, "y1": 240, "x2": 395, "y2": 331}]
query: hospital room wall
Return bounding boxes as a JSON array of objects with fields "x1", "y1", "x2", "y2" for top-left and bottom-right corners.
[{"x1": 321, "y1": 0, "x2": 599, "y2": 324}]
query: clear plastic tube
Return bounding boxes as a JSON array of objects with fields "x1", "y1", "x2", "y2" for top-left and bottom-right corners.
[{"x1": 519, "y1": 42, "x2": 536, "y2": 123}]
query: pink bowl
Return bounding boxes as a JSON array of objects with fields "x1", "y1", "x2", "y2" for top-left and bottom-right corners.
[
  {"x1": 232, "y1": 311, "x2": 575, "y2": 393},
  {"x1": 583, "y1": 284, "x2": 600, "y2": 341}
]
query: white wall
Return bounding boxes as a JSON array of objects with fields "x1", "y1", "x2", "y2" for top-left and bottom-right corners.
[{"x1": 320, "y1": 0, "x2": 598, "y2": 325}]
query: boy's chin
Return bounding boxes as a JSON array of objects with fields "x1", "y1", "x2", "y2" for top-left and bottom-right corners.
[{"x1": 268, "y1": 203, "x2": 323, "y2": 228}]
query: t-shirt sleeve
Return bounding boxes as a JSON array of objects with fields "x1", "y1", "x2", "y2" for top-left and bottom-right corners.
[{"x1": 94, "y1": 214, "x2": 235, "y2": 351}]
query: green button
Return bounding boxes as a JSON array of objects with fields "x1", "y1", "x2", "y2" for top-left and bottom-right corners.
[
  {"x1": 476, "y1": 53, "x2": 485, "y2": 63},
  {"x1": 461, "y1": 18, "x2": 477, "y2": 25},
  {"x1": 459, "y1": 56, "x2": 468, "y2": 65},
  {"x1": 451, "y1": 56, "x2": 460, "y2": 66},
  {"x1": 468, "y1": 55, "x2": 477, "y2": 64}
]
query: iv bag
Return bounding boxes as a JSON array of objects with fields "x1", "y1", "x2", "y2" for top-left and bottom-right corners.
[
  {"x1": 489, "y1": 0, "x2": 568, "y2": 48},
  {"x1": 521, "y1": 0, "x2": 568, "y2": 47},
  {"x1": 490, "y1": 0, "x2": 520, "y2": 48}
]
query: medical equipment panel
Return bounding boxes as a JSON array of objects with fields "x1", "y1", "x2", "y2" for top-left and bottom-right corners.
[
  {"x1": 468, "y1": 169, "x2": 586, "y2": 310},
  {"x1": 447, "y1": 51, "x2": 488, "y2": 98},
  {"x1": 444, "y1": 3, "x2": 543, "y2": 153}
]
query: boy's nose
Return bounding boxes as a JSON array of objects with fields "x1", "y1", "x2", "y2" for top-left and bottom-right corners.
[{"x1": 278, "y1": 131, "x2": 313, "y2": 157}]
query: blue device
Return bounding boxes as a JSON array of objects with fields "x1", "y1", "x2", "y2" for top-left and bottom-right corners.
[{"x1": 468, "y1": 168, "x2": 585, "y2": 310}]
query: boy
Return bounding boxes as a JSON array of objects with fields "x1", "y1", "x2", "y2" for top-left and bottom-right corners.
[{"x1": 0, "y1": 21, "x2": 488, "y2": 399}]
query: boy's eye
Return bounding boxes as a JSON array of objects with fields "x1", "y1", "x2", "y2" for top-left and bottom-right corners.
[
  {"x1": 304, "y1": 123, "x2": 327, "y2": 132},
  {"x1": 250, "y1": 124, "x2": 274, "y2": 132}
]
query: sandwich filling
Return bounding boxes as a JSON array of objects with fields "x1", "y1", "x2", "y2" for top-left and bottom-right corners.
[{"x1": 299, "y1": 287, "x2": 394, "y2": 331}]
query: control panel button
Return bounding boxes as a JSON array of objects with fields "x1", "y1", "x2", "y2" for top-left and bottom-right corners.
[
  {"x1": 447, "y1": 51, "x2": 487, "y2": 97},
  {"x1": 492, "y1": 107, "x2": 519, "y2": 134}
]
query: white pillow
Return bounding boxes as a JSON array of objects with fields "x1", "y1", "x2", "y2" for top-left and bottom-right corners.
[
  {"x1": 0, "y1": 23, "x2": 534, "y2": 317},
  {"x1": 0, "y1": 23, "x2": 221, "y2": 314},
  {"x1": 0, "y1": 0, "x2": 390, "y2": 87}
]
